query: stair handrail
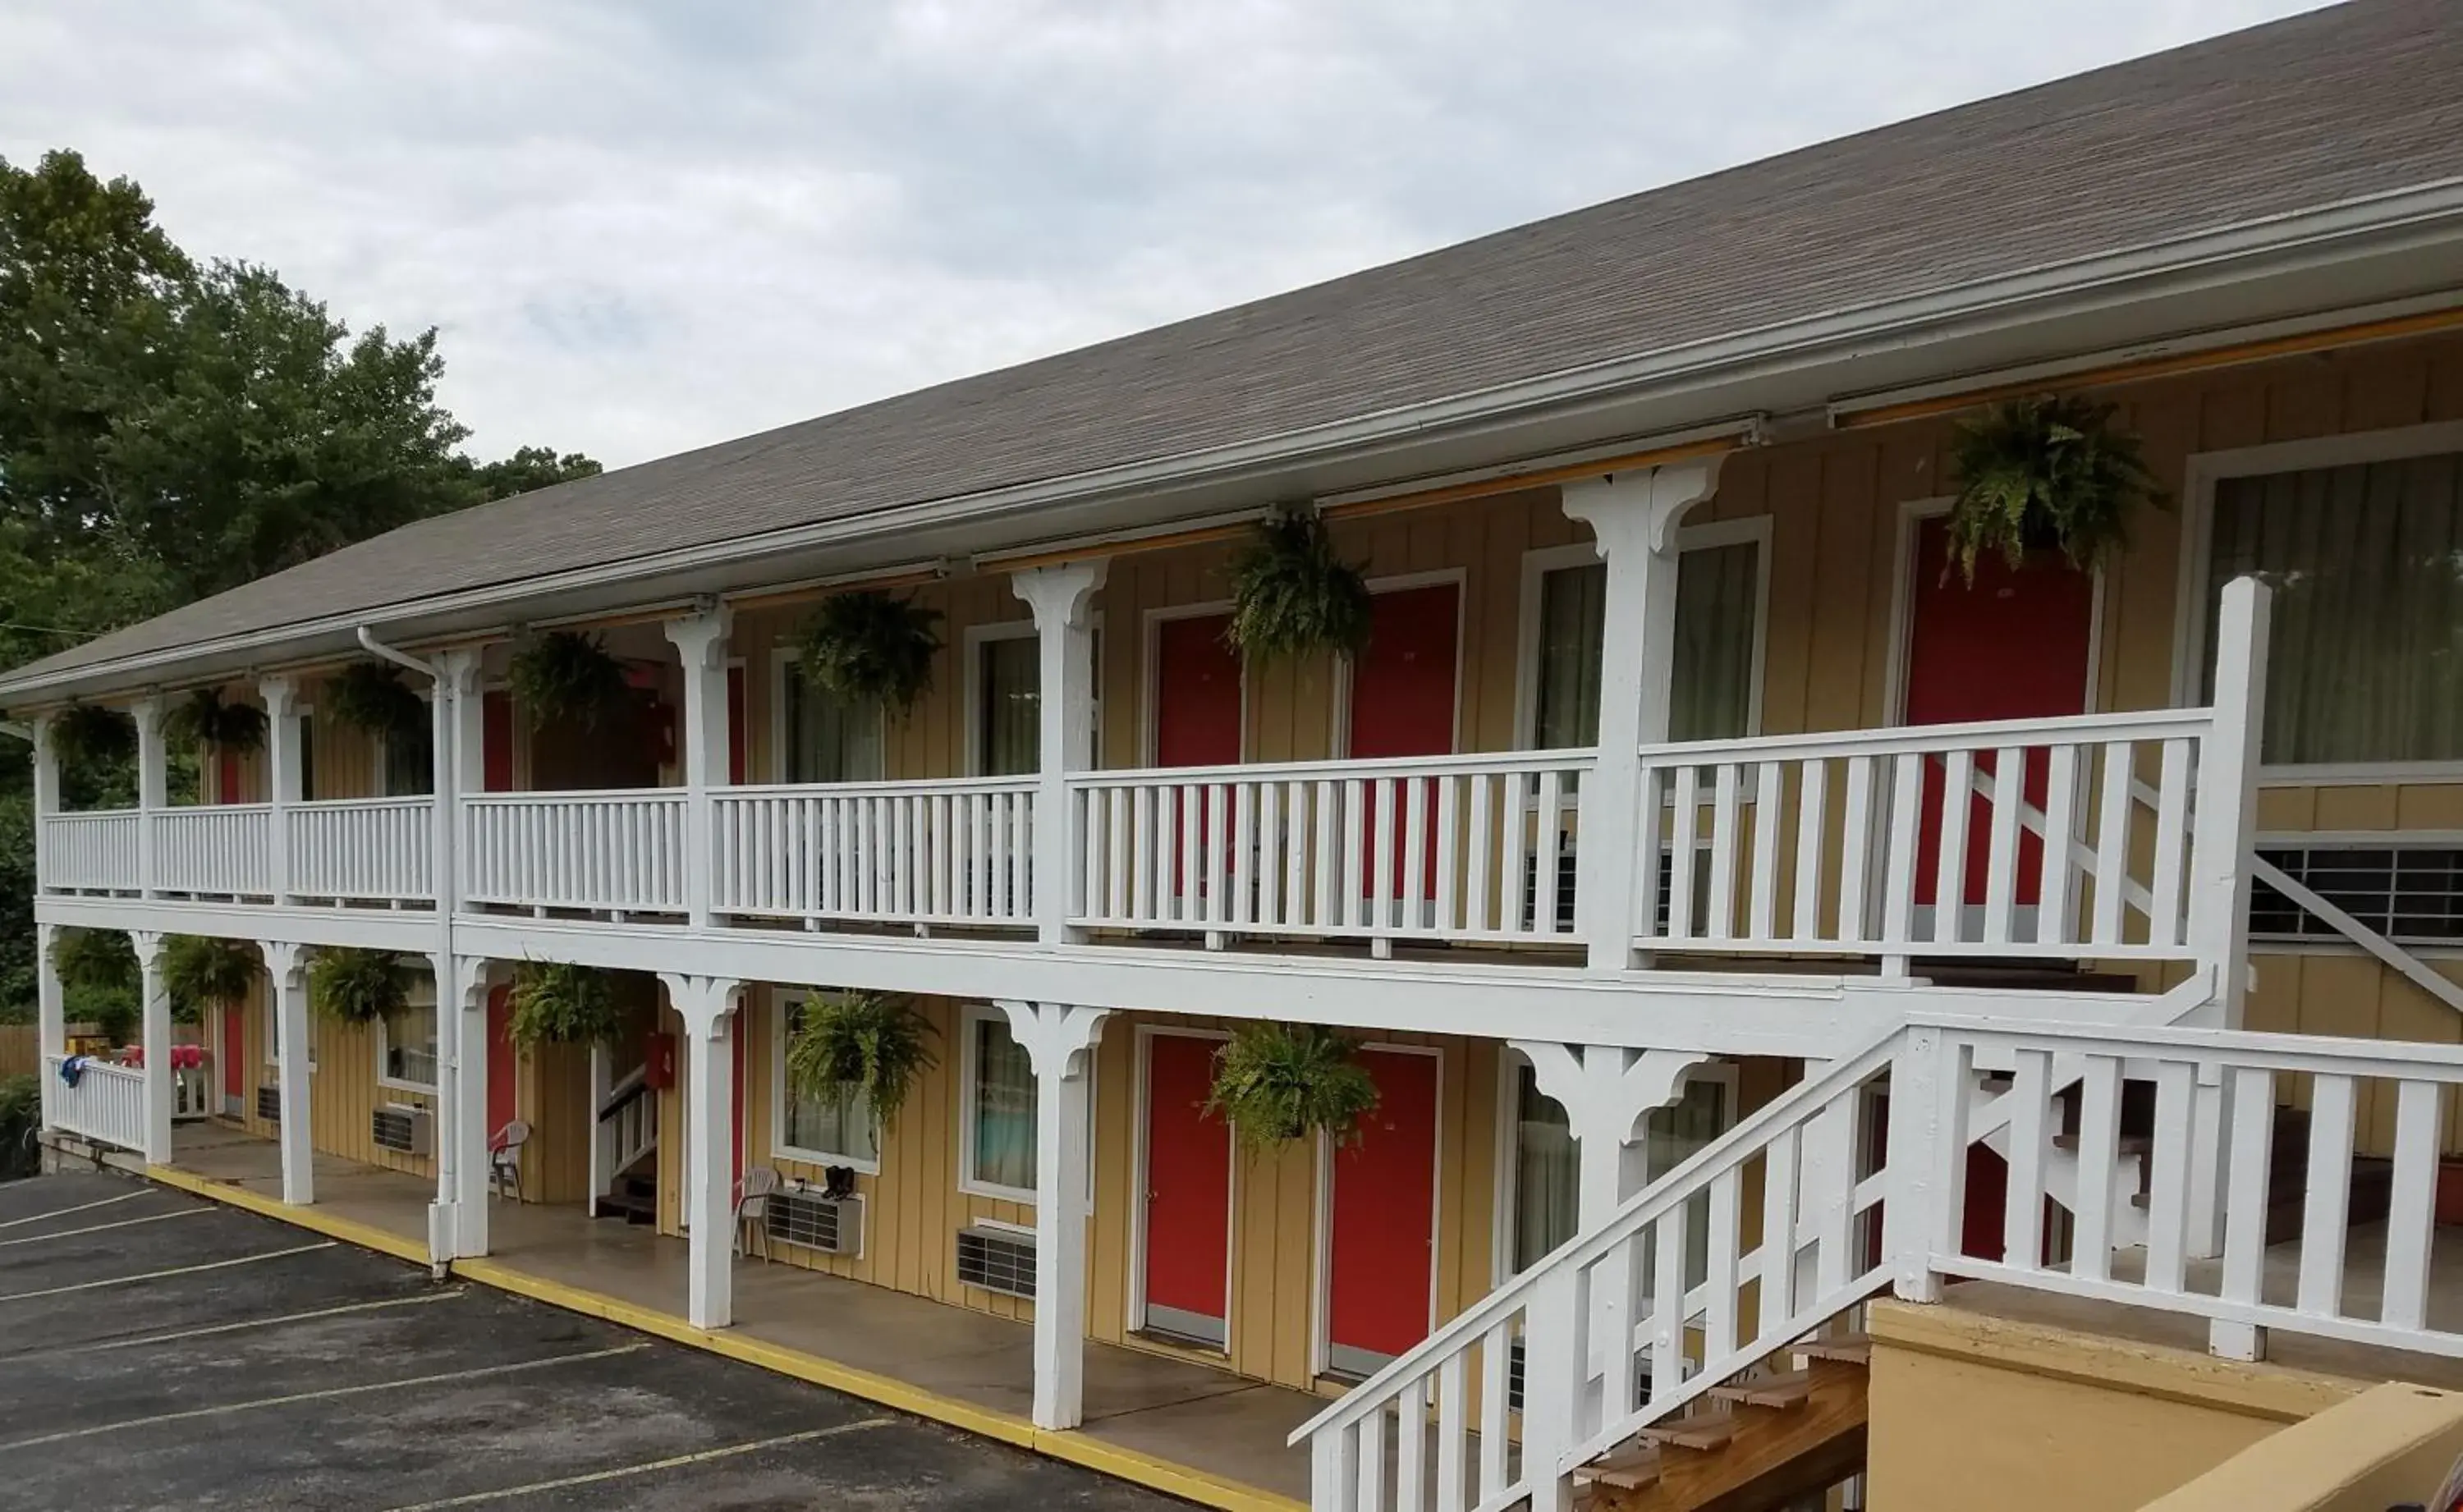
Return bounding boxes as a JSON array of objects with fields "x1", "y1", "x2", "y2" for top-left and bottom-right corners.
[
  {"x1": 597, "y1": 1064, "x2": 649, "y2": 1122},
  {"x1": 1291, "y1": 1014, "x2": 1911, "y2": 1500}
]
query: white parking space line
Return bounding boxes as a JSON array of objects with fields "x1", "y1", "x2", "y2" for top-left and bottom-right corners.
[
  {"x1": 0, "y1": 1190, "x2": 146, "y2": 1230},
  {"x1": 0, "y1": 1342, "x2": 654, "y2": 1450},
  {"x1": 0, "y1": 1289, "x2": 467, "y2": 1362},
  {"x1": 0, "y1": 1241, "x2": 335, "y2": 1303},
  {"x1": 0, "y1": 1207, "x2": 206, "y2": 1248},
  {"x1": 378, "y1": 1418, "x2": 894, "y2": 1511}
]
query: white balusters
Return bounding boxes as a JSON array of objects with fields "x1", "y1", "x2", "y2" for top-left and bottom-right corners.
[
  {"x1": 709, "y1": 777, "x2": 1036, "y2": 928},
  {"x1": 461, "y1": 790, "x2": 688, "y2": 914},
  {"x1": 44, "y1": 1053, "x2": 148, "y2": 1152},
  {"x1": 289, "y1": 798, "x2": 435, "y2": 903},
  {"x1": 39, "y1": 810, "x2": 142, "y2": 892},
  {"x1": 151, "y1": 805, "x2": 274, "y2": 896}
]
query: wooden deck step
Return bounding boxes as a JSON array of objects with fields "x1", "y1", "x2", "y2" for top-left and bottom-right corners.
[
  {"x1": 1637, "y1": 1412, "x2": 1737, "y2": 1451},
  {"x1": 1709, "y1": 1370, "x2": 1813, "y2": 1409},
  {"x1": 1577, "y1": 1443, "x2": 1664, "y2": 1491},
  {"x1": 1794, "y1": 1335, "x2": 1870, "y2": 1364}
]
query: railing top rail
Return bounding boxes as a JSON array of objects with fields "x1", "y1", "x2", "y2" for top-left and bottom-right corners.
[
  {"x1": 1921, "y1": 1011, "x2": 2463, "y2": 1079},
  {"x1": 158, "y1": 802, "x2": 273, "y2": 817},
  {"x1": 46, "y1": 808, "x2": 140, "y2": 822},
  {"x1": 719, "y1": 775, "x2": 1039, "y2": 798},
  {"x1": 462, "y1": 787, "x2": 686, "y2": 805},
  {"x1": 1291, "y1": 1017, "x2": 1906, "y2": 1446},
  {"x1": 1074, "y1": 747, "x2": 1599, "y2": 787},
  {"x1": 296, "y1": 795, "x2": 437, "y2": 811},
  {"x1": 1637, "y1": 705, "x2": 2217, "y2": 763},
  {"x1": 45, "y1": 1052, "x2": 144, "y2": 1082}
]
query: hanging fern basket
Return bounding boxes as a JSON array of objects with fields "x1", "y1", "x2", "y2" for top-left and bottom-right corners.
[
  {"x1": 163, "y1": 936, "x2": 259, "y2": 1022},
  {"x1": 50, "y1": 703, "x2": 135, "y2": 769},
  {"x1": 795, "y1": 591, "x2": 944, "y2": 714},
  {"x1": 164, "y1": 686, "x2": 268, "y2": 756},
  {"x1": 309, "y1": 947, "x2": 409, "y2": 1024},
  {"x1": 784, "y1": 990, "x2": 938, "y2": 1127},
  {"x1": 325, "y1": 662, "x2": 429, "y2": 743},
  {"x1": 509, "y1": 630, "x2": 635, "y2": 731},
  {"x1": 1944, "y1": 396, "x2": 2164, "y2": 583},
  {"x1": 1224, "y1": 511, "x2": 1373, "y2": 665},
  {"x1": 507, "y1": 960, "x2": 628, "y2": 1048},
  {"x1": 1203, "y1": 1024, "x2": 1381, "y2": 1154}
]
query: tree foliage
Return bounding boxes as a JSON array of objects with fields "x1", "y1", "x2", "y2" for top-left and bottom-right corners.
[{"x1": 0, "y1": 148, "x2": 601, "y2": 1022}]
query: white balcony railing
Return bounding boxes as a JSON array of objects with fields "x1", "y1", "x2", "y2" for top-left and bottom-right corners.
[
  {"x1": 41, "y1": 809, "x2": 140, "y2": 892},
  {"x1": 1635, "y1": 707, "x2": 2218, "y2": 962},
  {"x1": 290, "y1": 797, "x2": 435, "y2": 905},
  {"x1": 713, "y1": 777, "x2": 1037, "y2": 928},
  {"x1": 44, "y1": 1053, "x2": 148, "y2": 1153},
  {"x1": 152, "y1": 804, "x2": 273, "y2": 897},
  {"x1": 461, "y1": 790, "x2": 688, "y2": 915},
  {"x1": 1069, "y1": 750, "x2": 1592, "y2": 949}
]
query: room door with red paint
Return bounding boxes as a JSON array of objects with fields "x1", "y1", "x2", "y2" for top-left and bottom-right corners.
[
  {"x1": 1346, "y1": 584, "x2": 1459, "y2": 909},
  {"x1": 219, "y1": 998, "x2": 246, "y2": 1112},
  {"x1": 486, "y1": 985, "x2": 517, "y2": 1140},
  {"x1": 482, "y1": 692, "x2": 516, "y2": 793},
  {"x1": 1141, "y1": 1032, "x2": 1232, "y2": 1347},
  {"x1": 1325, "y1": 1047, "x2": 1439, "y2": 1376},
  {"x1": 1901, "y1": 515, "x2": 2094, "y2": 925},
  {"x1": 1155, "y1": 612, "x2": 1242, "y2": 904}
]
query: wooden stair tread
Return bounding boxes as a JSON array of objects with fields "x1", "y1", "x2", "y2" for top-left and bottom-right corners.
[
  {"x1": 1636, "y1": 1412, "x2": 1736, "y2": 1451},
  {"x1": 1578, "y1": 1443, "x2": 1663, "y2": 1491},
  {"x1": 1709, "y1": 1370, "x2": 1813, "y2": 1409},
  {"x1": 1794, "y1": 1335, "x2": 1870, "y2": 1364}
]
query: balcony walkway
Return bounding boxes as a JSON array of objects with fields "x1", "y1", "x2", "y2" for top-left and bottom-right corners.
[{"x1": 123, "y1": 1121, "x2": 1317, "y2": 1510}]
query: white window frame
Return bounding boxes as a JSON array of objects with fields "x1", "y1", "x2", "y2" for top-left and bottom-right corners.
[
  {"x1": 962, "y1": 616, "x2": 1103, "y2": 777},
  {"x1": 2168, "y1": 419, "x2": 2463, "y2": 785},
  {"x1": 1126, "y1": 1022, "x2": 1236, "y2": 1349},
  {"x1": 769, "y1": 988, "x2": 883, "y2": 1174},
  {"x1": 1511, "y1": 515, "x2": 1775, "y2": 752},
  {"x1": 956, "y1": 1002, "x2": 1095, "y2": 1206},
  {"x1": 767, "y1": 648, "x2": 888, "y2": 788},
  {"x1": 1488, "y1": 1051, "x2": 1740, "y2": 1286},
  {"x1": 1140, "y1": 600, "x2": 1245, "y2": 768},
  {"x1": 373, "y1": 977, "x2": 438, "y2": 1095}
]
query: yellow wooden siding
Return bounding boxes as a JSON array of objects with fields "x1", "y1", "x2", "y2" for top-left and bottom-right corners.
[{"x1": 214, "y1": 970, "x2": 433, "y2": 1180}]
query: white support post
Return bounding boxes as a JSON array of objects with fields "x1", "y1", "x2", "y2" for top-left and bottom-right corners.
[
  {"x1": 662, "y1": 971, "x2": 741, "y2": 1327},
  {"x1": 423, "y1": 649, "x2": 481, "y2": 1265},
  {"x1": 996, "y1": 999, "x2": 1110, "y2": 1430},
  {"x1": 1010, "y1": 562, "x2": 1107, "y2": 946},
  {"x1": 30, "y1": 712, "x2": 56, "y2": 889},
  {"x1": 663, "y1": 604, "x2": 734, "y2": 930},
  {"x1": 2186, "y1": 575, "x2": 2273, "y2": 1029},
  {"x1": 34, "y1": 921, "x2": 62, "y2": 1135},
  {"x1": 1883, "y1": 1025, "x2": 1947, "y2": 1304},
  {"x1": 132, "y1": 695, "x2": 166, "y2": 898},
  {"x1": 1559, "y1": 460, "x2": 1724, "y2": 973},
  {"x1": 260, "y1": 676, "x2": 300, "y2": 903},
  {"x1": 263, "y1": 941, "x2": 314, "y2": 1204},
  {"x1": 449, "y1": 955, "x2": 493, "y2": 1256},
  {"x1": 132, "y1": 929, "x2": 172, "y2": 1165}
]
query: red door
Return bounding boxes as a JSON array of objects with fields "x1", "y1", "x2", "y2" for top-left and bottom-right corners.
[
  {"x1": 1326, "y1": 1047, "x2": 1439, "y2": 1373},
  {"x1": 218, "y1": 749, "x2": 245, "y2": 804},
  {"x1": 1347, "y1": 585, "x2": 1459, "y2": 903},
  {"x1": 1155, "y1": 614, "x2": 1242, "y2": 767},
  {"x1": 727, "y1": 664, "x2": 748, "y2": 785},
  {"x1": 219, "y1": 1000, "x2": 245, "y2": 1101},
  {"x1": 486, "y1": 985, "x2": 517, "y2": 1139},
  {"x1": 482, "y1": 692, "x2": 516, "y2": 793},
  {"x1": 1142, "y1": 1033, "x2": 1232, "y2": 1345},
  {"x1": 732, "y1": 1021, "x2": 747, "y2": 1193},
  {"x1": 1902, "y1": 516, "x2": 2094, "y2": 911}
]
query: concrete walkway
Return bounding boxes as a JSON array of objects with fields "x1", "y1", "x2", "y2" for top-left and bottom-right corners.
[{"x1": 130, "y1": 1121, "x2": 1319, "y2": 1509}]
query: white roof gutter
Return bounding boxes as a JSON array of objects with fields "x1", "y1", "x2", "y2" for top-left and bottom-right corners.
[{"x1": 13, "y1": 176, "x2": 2463, "y2": 706}]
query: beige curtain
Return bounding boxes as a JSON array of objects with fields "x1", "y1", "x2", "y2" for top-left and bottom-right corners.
[{"x1": 1532, "y1": 541, "x2": 1760, "y2": 750}]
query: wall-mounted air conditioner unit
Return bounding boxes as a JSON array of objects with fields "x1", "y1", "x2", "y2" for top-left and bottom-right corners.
[
  {"x1": 766, "y1": 1188, "x2": 864, "y2": 1257},
  {"x1": 371, "y1": 1102, "x2": 433, "y2": 1156},
  {"x1": 956, "y1": 1225, "x2": 1037, "y2": 1299}
]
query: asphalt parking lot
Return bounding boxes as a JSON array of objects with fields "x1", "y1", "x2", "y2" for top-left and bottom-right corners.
[{"x1": 0, "y1": 1170, "x2": 1190, "y2": 1511}]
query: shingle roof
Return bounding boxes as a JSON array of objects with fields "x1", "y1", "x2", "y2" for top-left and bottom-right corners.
[{"x1": 17, "y1": 0, "x2": 2463, "y2": 689}]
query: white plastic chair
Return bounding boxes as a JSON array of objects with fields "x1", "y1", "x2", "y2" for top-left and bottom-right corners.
[
  {"x1": 488, "y1": 1119, "x2": 531, "y2": 1201},
  {"x1": 735, "y1": 1166, "x2": 780, "y2": 1258}
]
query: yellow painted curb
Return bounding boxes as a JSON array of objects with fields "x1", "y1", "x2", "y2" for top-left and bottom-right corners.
[
  {"x1": 146, "y1": 1170, "x2": 1303, "y2": 1512},
  {"x1": 142, "y1": 1164, "x2": 433, "y2": 1267}
]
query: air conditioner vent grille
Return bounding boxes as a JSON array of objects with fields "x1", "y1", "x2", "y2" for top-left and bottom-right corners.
[{"x1": 956, "y1": 1226, "x2": 1035, "y2": 1299}]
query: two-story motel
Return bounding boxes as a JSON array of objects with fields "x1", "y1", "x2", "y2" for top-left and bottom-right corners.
[{"x1": 19, "y1": 7, "x2": 2463, "y2": 1510}]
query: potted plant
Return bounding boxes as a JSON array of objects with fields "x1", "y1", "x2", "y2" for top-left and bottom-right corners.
[
  {"x1": 1943, "y1": 396, "x2": 2163, "y2": 581},
  {"x1": 49, "y1": 703, "x2": 135, "y2": 769},
  {"x1": 1203, "y1": 1024, "x2": 1381, "y2": 1153},
  {"x1": 324, "y1": 662, "x2": 429, "y2": 745},
  {"x1": 52, "y1": 928, "x2": 139, "y2": 1046},
  {"x1": 164, "y1": 686, "x2": 267, "y2": 756},
  {"x1": 1225, "y1": 511, "x2": 1373, "y2": 664},
  {"x1": 795, "y1": 591, "x2": 944, "y2": 715},
  {"x1": 784, "y1": 990, "x2": 938, "y2": 1127},
  {"x1": 509, "y1": 630, "x2": 635, "y2": 731},
  {"x1": 163, "y1": 935, "x2": 259, "y2": 1025},
  {"x1": 507, "y1": 960, "x2": 628, "y2": 1047},
  {"x1": 308, "y1": 946, "x2": 409, "y2": 1024}
]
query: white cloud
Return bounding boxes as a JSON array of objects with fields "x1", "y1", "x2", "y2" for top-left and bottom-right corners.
[{"x1": 0, "y1": 0, "x2": 2328, "y2": 468}]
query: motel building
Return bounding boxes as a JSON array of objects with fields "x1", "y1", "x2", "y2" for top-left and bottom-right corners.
[{"x1": 20, "y1": 7, "x2": 2463, "y2": 1510}]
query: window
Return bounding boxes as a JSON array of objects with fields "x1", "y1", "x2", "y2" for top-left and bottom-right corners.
[
  {"x1": 376, "y1": 981, "x2": 437, "y2": 1091},
  {"x1": 775, "y1": 993, "x2": 880, "y2": 1169},
  {"x1": 779, "y1": 658, "x2": 884, "y2": 784},
  {"x1": 296, "y1": 712, "x2": 317, "y2": 802},
  {"x1": 1529, "y1": 527, "x2": 1767, "y2": 749},
  {"x1": 965, "y1": 1011, "x2": 1039, "y2": 1198},
  {"x1": 2203, "y1": 450, "x2": 2463, "y2": 767},
  {"x1": 977, "y1": 633, "x2": 1041, "y2": 777},
  {"x1": 1506, "y1": 1063, "x2": 1731, "y2": 1277}
]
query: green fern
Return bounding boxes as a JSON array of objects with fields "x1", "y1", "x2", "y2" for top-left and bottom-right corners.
[
  {"x1": 325, "y1": 662, "x2": 429, "y2": 741},
  {"x1": 509, "y1": 630, "x2": 635, "y2": 731},
  {"x1": 1945, "y1": 396, "x2": 2163, "y2": 582},
  {"x1": 796, "y1": 591, "x2": 944, "y2": 714},
  {"x1": 163, "y1": 936, "x2": 259, "y2": 1019},
  {"x1": 784, "y1": 990, "x2": 938, "y2": 1127},
  {"x1": 308, "y1": 947, "x2": 408, "y2": 1024},
  {"x1": 1203, "y1": 1024, "x2": 1381, "y2": 1153},
  {"x1": 49, "y1": 704, "x2": 135, "y2": 768},
  {"x1": 163, "y1": 686, "x2": 267, "y2": 755},
  {"x1": 507, "y1": 960, "x2": 627, "y2": 1047},
  {"x1": 1225, "y1": 512, "x2": 1373, "y2": 664}
]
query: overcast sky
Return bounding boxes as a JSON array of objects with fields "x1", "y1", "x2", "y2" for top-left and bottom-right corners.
[{"x1": 2, "y1": 1, "x2": 2329, "y2": 470}]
